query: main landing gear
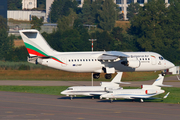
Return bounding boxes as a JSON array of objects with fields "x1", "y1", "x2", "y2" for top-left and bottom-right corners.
[
  {"x1": 105, "y1": 74, "x2": 112, "y2": 79},
  {"x1": 93, "y1": 73, "x2": 112, "y2": 79},
  {"x1": 93, "y1": 73, "x2": 100, "y2": 79}
]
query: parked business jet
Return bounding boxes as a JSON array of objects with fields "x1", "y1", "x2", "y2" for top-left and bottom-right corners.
[
  {"x1": 100, "y1": 74, "x2": 171, "y2": 102},
  {"x1": 19, "y1": 29, "x2": 175, "y2": 79},
  {"x1": 61, "y1": 72, "x2": 130, "y2": 99}
]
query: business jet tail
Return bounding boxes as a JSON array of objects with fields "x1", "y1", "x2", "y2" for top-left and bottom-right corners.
[
  {"x1": 111, "y1": 72, "x2": 130, "y2": 84},
  {"x1": 142, "y1": 74, "x2": 172, "y2": 89},
  {"x1": 100, "y1": 72, "x2": 130, "y2": 88},
  {"x1": 19, "y1": 29, "x2": 58, "y2": 57}
]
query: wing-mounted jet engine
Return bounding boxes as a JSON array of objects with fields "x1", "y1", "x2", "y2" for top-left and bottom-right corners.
[{"x1": 121, "y1": 57, "x2": 141, "y2": 68}]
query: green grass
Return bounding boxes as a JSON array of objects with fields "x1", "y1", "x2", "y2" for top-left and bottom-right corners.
[
  {"x1": 0, "y1": 86, "x2": 180, "y2": 104},
  {"x1": 0, "y1": 86, "x2": 68, "y2": 95},
  {"x1": 0, "y1": 61, "x2": 49, "y2": 70}
]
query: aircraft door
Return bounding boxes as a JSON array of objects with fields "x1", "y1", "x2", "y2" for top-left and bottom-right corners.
[
  {"x1": 61, "y1": 58, "x2": 67, "y2": 67},
  {"x1": 151, "y1": 56, "x2": 157, "y2": 65}
]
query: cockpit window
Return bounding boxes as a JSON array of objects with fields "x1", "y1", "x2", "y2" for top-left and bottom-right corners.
[
  {"x1": 67, "y1": 88, "x2": 73, "y2": 90},
  {"x1": 159, "y1": 56, "x2": 164, "y2": 60}
]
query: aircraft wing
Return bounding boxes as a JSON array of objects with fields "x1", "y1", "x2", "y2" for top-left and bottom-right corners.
[
  {"x1": 89, "y1": 92, "x2": 106, "y2": 96},
  {"x1": 98, "y1": 51, "x2": 129, "y2": 60},
  {"x1": 130, "y1": 92, "x2": 170, "y2": 99},
  {"x1": 131, "y1": 96, "x2": 161, "y2": 99}
]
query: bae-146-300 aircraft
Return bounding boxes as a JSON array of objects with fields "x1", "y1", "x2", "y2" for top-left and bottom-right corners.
[
  {"x1": 19, "y1": 29, "x2": 175, "y2": 79},
  {"x1": 61, "y1": 72, "x2": 130, "y2": 99},
  {"x1": 100, "y1": 74, "x2": 171, "y2": 103}
]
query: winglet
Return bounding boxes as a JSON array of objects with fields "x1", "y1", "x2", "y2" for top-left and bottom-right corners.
[
  {"x1": 163, "y1": 92, "x2": 170, "y2": 99},
  {"x1": 177, "y1": 75, "x2": 180, "y2": 81}
]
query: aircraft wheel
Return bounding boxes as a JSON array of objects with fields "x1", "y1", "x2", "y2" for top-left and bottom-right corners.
[
  {"x1": 161, "y1": 71, "x2": 165, "y2": 76},
  {"x1": 70, "y1": 96, "x2": 73, "y2": 100},
  {"x1": 105, "y1": 74, "x2": 111, "y2": 79},
  {"x1": 110, "y1": 99, "x2": 113, "y2": 103},
  {"x1": 93, "y1": 73, "x2": 100, "y2": 79},
  {"x1": 140, "y1": 99, "x2": 144, "y2": 103}
]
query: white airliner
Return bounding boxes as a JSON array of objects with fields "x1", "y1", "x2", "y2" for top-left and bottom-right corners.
[
  {"x1": 100, "y1": 74, "x2": 171, "y2": 102},
  {"x1": 19, "y1": 29, "x2": 174, "y2": 79},
  {"x1": 61, "y1": 72, "x2": 130, "y2": 99}
]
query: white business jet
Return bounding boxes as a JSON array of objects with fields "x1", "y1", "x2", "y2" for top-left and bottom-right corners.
[
  {"x1": 19, "y1": 29, "x2": 175, "y2": 79},
  {"x1": 100, "y1": 74, "x2": 171, "y2": 103},
  {"x1": 61, "y1": 72, "x2": 130, "y2": 99}
]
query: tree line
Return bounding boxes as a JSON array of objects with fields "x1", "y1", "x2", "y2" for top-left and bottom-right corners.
[{"x1": 1, "y1": 0, "x2": 180, "y2": 65}]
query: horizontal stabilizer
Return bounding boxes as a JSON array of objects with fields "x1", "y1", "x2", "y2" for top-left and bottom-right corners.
[
  {"x1": 115, "y1": 82, "x2": 131, "y2": 84},
  {"x1": 157, "y1": 84, "x2": 172, "y2": 87}
]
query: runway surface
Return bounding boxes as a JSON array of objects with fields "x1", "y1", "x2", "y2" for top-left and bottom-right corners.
[
  {"x1": 0, "y1": 75, "x2": 179, "y2": 87},
  {"x1": 0, "y1": 91, "x2": 180, "y2": 120}
]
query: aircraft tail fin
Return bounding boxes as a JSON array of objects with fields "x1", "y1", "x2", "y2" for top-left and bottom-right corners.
[
  {"x1": 19, "y1": 29, "x2": 58, "y2": 57},
  {"x1": 111, "y1": 72, "x2": 130, "y2": 84},
  {"x1": 142, "y1": 74, "x2": 172, "y2": 89},
  {"x1": 110, "y1": 72, "x2": 123, "y2": 83},
  {"x1": 152, "y1": 74, "x2": 164, "y2": 86},
  {"x1": 101, "y1": 72, "x2": 130, "y2": 87}
]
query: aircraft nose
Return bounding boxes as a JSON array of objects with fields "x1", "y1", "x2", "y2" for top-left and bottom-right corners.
[
  {"x1": 165, "y1": 60, "x2": 175, "y2": 69},
  {"x1": 60, "y1": 91, "x2": 65, "y2": 95}
]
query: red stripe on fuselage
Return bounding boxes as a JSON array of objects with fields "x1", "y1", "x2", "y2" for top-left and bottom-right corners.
[{"x1": 26, "y1": 48, "x2": 46, "y2": 57}]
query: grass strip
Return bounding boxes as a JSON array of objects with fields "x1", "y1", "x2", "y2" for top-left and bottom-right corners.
[
  {"x1": 0, "y1": 86, "x2": 68, "y2": 95},
  {"x1": 0, "y1": 69, "x2": 161, "y2": 81},
  {"x1": 0, "y1": 86, "x2": 180, "y2": 104}
]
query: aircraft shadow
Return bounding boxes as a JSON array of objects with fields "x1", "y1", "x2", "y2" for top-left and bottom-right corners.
[
  {"x1": 97, "y1": 99, "x2": 163, "y2": 103},
  {"x1": 58, "y1": 96, "x2": 100, "y2": 100},
  {"x1": 58, "y1": 96, "x2": 163, "y2": 103}
]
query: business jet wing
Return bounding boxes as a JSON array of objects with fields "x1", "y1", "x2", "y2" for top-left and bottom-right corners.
[
  {"x1": 130, "y1": 92, "x2": 170, "y2": 99},
  {"x1": 98, "y1": 51, "x2": 129, "y2": 60},
  {"x1": 89, "y1": 92, "x2": 105, "y2": 96}
]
